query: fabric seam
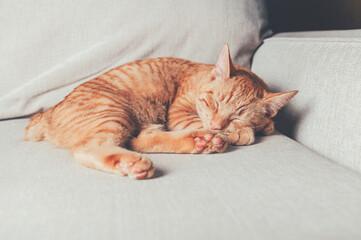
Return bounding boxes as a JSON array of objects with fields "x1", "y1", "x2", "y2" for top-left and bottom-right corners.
[{"x1": 264, "y1": 37, "x2": 361, "y2": 44}]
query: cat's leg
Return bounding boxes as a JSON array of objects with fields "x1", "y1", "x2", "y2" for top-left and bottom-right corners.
[
  {"x1": 225, "y1": 127, "x2": 255, "y2": 146},
  {"x1": 165, "y1": 104, "x2": 228, "y2": 152},
  {"x1": 131, "y1": 124, "x2": 228, "y2": 154},
  {"x1": 73, "y1": 139, "x2": 155, "y2": 179},
  {"x1": 224, "y1": 119, "x2": 274, "y2": 145}
]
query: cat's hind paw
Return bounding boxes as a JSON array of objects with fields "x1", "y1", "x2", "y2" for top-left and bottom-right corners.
[{"x1": 116, "y1": 156, "x2": 155, "y2": 180}]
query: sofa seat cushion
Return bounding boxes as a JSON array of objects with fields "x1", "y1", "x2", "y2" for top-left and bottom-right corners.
[
  {"x1": 251, "y1": 30, "x2": 361, "y2": 173},
  {"x1": 1, "y1": 118, "x2": 361, "y2": 240}
]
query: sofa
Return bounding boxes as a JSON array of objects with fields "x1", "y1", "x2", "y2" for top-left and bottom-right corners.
[{"x1": 1, "y1": 1, "x2": 361, "y2": 239}]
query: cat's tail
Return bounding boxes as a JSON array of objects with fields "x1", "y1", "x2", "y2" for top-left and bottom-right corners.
[{"x1": 25, "y1": 111, "x2": 47, "y2": 141}]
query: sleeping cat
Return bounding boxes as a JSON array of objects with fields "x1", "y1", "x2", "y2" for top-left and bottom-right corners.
[{"x1": 25, "y1": 44, "x2": 297, "y2": 179}]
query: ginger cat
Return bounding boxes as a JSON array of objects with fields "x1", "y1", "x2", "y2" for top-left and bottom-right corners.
[{"x1": 25, "y1": 44, "x2": 297, "y2": 179}]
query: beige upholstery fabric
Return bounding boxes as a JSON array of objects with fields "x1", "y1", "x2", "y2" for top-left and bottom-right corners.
[
  {"x1": 271, "y1": 29, "x2": 361, "y2": 38},
  {"x1": 1, "y1": 118, "x2": 361, "y2": 240},
  {"x1": 0, "y1": 0, "x2": 271, "y2": 120},
  {"x1": 251, "y1": 30, "x2": 361, "y2": 173}
]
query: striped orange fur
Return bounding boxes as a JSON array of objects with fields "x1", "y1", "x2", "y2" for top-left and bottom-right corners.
[{"x1": 25, "y1": 44, "x2": 297, "y2": 179}]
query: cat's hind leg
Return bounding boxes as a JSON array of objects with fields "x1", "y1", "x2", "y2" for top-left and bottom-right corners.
[
  {"x1": 73, "y1": 140, "x2": 155, "y2": 179},
  {"x1": 131, "y1": 124, "x2": 228, "y2": 154}
]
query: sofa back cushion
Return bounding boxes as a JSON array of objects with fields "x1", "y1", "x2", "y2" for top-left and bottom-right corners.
[
  {"x1": 0, "y1": 0, "x2": 271, "y2": 119},
  {"x1": 251, "y1": 30, "x2": 361, "y2": 172}
]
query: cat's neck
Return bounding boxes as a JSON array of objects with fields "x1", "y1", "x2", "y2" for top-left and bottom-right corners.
[{"x1": 162, "y1": 57, "x2": 213, "y2": 89}]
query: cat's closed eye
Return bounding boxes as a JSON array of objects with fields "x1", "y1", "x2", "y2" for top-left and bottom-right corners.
[
  {"x1": 198, "y1": 95, "x2": 218, "y2": 113},
  {"x1": 233, "y1": 106, "x2": 243, "y2": 116},
  {"x1": 199, "y1": 97, "x2": 211, "y2": 108},
  {"x1": 230, "y1": 114, "x2": 242, "y2": 121}
]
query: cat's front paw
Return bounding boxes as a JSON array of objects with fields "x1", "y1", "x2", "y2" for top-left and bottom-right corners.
[
  {"x1": 193, "y1": 133, "x2": 228, "y2": 153},
  {"x1": 226, "y1": 127, "x2": 255, "y2": 146},
  {"x1": 262, "y1": 121, "x2": 274, "y2": 136}
]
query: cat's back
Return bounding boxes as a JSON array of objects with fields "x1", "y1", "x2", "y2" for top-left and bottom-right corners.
[
  {"x1": 27, "y1": 57, "x2": 206, "y2": 146},
  {"x1": 70, "y1": 57, "x2": 206, "y2": 101}
]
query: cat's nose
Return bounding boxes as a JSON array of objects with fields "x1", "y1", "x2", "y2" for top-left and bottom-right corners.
[{"x1": 210, "y1": 121, "x2": 222, "y2": 130}]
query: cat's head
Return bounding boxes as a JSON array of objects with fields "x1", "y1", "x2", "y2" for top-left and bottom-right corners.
[{"x1": 196, "y1": 44, "x2": 298, "y2": 134}]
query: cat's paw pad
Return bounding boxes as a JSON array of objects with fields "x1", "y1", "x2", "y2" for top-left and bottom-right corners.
[
  {"x1": 194, "y1": 133, "x2": 227, "y2": 153},
  {"x1": 117, "y1": 156, "x2": 155, "y2": 180}
]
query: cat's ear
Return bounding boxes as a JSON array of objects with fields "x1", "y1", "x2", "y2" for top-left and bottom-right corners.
[
  {"x1": 211, "y1": 44, "x2": 236, "y2": 80},
  {"x1": 263, "y1": 90, "x2": 298, "y2": 117}
]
